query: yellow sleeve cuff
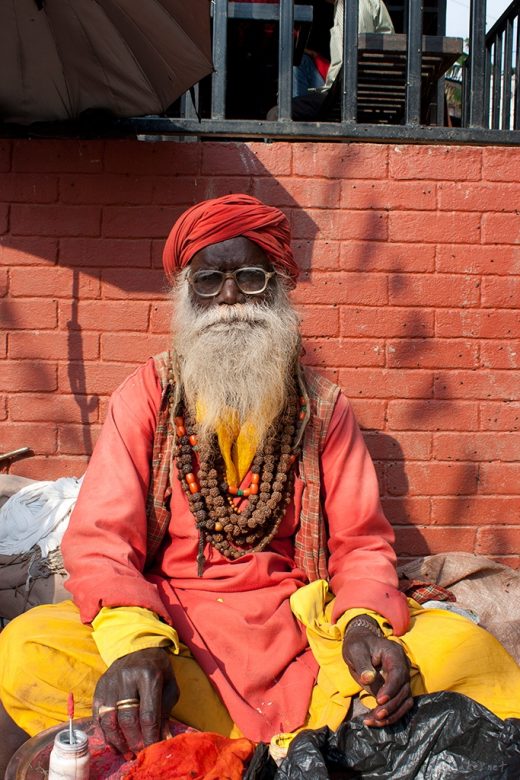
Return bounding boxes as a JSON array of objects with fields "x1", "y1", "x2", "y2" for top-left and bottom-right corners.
[
  {"x1": 91, "y1": 606, "x2": 180, "y2": 667},
  {"x1": 336, "y1": 608, "x2": 394, "y2": 639}
]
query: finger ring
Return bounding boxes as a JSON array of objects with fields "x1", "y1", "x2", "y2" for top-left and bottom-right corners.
[
  {"x1": 97, "y1": 705, "x2": 117, "y2": 717},
  {"x1": 116, "y1": 698, "x2": 140, "y2": 707}
]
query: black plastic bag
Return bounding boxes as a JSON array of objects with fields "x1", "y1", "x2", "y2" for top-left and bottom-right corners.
[{"x1": 245, "y1": 692, "x2": 520, "y2": 780}]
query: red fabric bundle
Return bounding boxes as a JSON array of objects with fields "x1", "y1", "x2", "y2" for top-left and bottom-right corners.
[
  {"x1": 162, "y1": 193, "x2": 298, "y2": 287},
  {"x1": 124, "y1": 731, "x2": 256, "y2": 780},
  {"x1": 399, "y1": 577, "x2": 456, "y2": 604}
]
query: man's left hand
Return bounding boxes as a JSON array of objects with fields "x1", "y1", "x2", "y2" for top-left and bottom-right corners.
[{"x1": 342, "y1": 624, "x2": 413, "y2": 727}]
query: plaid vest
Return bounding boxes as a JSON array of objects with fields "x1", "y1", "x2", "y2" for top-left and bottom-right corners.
[{"x1": 146, "y1": 352, "x2": 340, "y2": 582}]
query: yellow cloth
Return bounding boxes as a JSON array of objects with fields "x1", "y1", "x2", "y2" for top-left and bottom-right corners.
[
  {"x1": 196, "y1": 402, "x2": 258, "y2": 486},
  {"x1": 91, "y1": 606, "x2": 180, "y2": 666},
  {"x1": 289, "y1": 582, "x2": 397, "y2": 731},
  {"x1": 215, "y1": 415, "x2": 258, "y2": 486},
  {"x1": 291, "y1": 579, "x2": 520, "y2": 730},
  {"x1": 1, "y1": 590, "x2": 520, "y2": 741},
  {"x1": 0, "y1": 601, "x2": 236, "y2": 738}
]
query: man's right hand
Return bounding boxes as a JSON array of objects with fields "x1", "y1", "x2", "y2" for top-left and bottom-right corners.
[{"x1": 93, "y1": 646, "x2": 179, "y2": 757}]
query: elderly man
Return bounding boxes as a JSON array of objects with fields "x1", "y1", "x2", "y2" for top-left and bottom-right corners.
[{"x1": 0, "y1": 194, "x2": 519, "y2": 772}]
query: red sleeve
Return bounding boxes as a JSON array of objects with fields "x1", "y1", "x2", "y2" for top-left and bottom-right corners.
[
  {"x1": 61, "y1": 357, "x2": 172, "y2": 625},
  {"x1": 321, "y1": 393, "x2": 410, "y2": 635}
]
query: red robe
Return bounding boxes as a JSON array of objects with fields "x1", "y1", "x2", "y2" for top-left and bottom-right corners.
[{"x1": 61, "y1": 358, "x2": 407, "y2": 741}]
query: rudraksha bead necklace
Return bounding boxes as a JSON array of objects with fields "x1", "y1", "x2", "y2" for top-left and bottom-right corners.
[{"x1": 174, "y1": 383, "x2": 306, "y2": 575}]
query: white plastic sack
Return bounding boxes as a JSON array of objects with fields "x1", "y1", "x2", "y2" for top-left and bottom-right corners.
[{"x1": 0, "y1": 477, "x2": 82, "y2": 557}]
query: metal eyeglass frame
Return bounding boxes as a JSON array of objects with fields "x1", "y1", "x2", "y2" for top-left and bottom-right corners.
[{"x1": 188, "y1": 267, "x2": 277, "y2": 298}]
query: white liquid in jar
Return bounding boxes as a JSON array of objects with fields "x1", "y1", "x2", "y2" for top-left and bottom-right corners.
[{"x1": 48, "y1": 728, "x2": 90, "y2": 780}]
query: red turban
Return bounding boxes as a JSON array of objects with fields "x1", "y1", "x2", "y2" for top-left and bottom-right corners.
[{"x1": 162, "y1": 194, "x2": 298, "y2": 287}]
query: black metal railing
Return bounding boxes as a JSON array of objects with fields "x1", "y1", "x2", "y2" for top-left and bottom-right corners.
[
  {"x1": 6, "y1": 1, "x2": 520, "y2": 145},
  {"x1": 117, "y1": 0, "x2": 519, "y2": 145},
  {"x1": 482, "y1": 0, "x2": 519, "y2": 130}
]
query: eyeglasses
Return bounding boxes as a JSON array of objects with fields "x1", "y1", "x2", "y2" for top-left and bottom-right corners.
[{"x1": 188, "y1": 267, "x2": 277, "y2": 298}]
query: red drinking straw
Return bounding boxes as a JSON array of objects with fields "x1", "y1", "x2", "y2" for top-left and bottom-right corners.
[{"x1": 67, "y1": 692, "x2": 75, "y2": 745}]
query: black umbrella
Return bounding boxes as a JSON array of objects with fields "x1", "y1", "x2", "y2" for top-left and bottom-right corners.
[{"x1": 0, "y1": 0, "x2": 213, "y2": 124}]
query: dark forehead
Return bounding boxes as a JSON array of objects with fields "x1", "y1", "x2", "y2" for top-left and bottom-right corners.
[{"x1": 189, "y1": 236, "x2": 272, "y2": 272}]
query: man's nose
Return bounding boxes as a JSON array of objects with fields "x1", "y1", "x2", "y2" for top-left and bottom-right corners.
[{"x1": 217, "y1": 277, "x2": 245, "y2": 305}]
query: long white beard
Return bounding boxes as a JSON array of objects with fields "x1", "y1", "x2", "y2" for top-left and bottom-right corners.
[{"x1": 170, "y1": 273, "x2": 301, "y2": 454}]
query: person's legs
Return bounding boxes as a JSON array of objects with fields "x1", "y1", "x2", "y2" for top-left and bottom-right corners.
[
  {"x1": 267, "y1": 91, "x2": 328, "y2": 122},
  {"x1": 292, "y1": 583, "x2": 520, "y2": 732},
  {"x1": 292, "y1": 54, "x2": 325, "y2": 98},
  {"x1": 398, "y1": 606, "x2": 520, "y2": 720},
  {"x1": 0, "y1": 600, "x2": 101, "y2": 773},
  {"x1": 0, "y1": 599, "x2": 236, "y2": 770},
  {"x1": 0, "y1": 601, "x2": 104, "y2": 741},
  {"x1": 168, "y1": 642, "x2": 236, "y2": 735}
]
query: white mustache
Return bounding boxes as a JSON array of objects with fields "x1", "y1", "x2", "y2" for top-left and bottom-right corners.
[{"x1": 192, "y1": 303, "x2": 270, "y2": 334}]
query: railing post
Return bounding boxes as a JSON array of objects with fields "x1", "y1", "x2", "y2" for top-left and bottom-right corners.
[
  {"x1": 516, "y1": 13, "x2": 520, "y2": 130},
  {"x1": 341, "y1": 0, "x2": 358, "y2": 122},
  {"x1": 502, "y1": 18, "x2": 514, "y2": 130},
  {"x1": 278, "y1": 0, "x2": 294, "y2": 120},
  {"x1": 435, "y1": 0, "x2": 447, "y2": 125},
  {"x1": 405, "y1": 0, "x2": 423, "y2": 125},
  {"x1": 491, "y1": 33, "x2": 503, "y2": 129},
  {"x1": 180, "y1": 85, "x2": 199, "y2": 120},
  {"x1": 211, "y1": 0, "x2": 228, "y2": 119},
  {"x1": 468, "y1": 0, "x2": 486, "y2": 127}
]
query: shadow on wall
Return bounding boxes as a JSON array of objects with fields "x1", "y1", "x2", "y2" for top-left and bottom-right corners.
[
  {"x1": 327, "y1": 173, "x2": 479, "y2": 557},
  {"x1": 67, "y1": 270, "x2": 98, "y2": 456},
  {"x1": 1, "y1": 140, "x2": 320, "y2": 469},
  {"x1": 362, "y1": 431, "x2": 439, "y2": 562},
  {"x1": 384, "y1": 280, "x2": 479, "y2": 555}
]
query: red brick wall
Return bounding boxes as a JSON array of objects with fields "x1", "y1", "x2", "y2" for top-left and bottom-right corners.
[{"x1": 1, "y1": 139, "x2": 519, "y2": 566}]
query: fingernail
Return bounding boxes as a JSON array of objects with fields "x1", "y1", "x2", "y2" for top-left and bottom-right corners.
[
  {"x1": 377, "y1": 694, "x2": 389, "y2": 704},
  {"x1": 377, "y1": 709, "x2": 387, "y2": 719},
  {"x1": 360, "y1": 669, "x2": 376, "y2": 684}
]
